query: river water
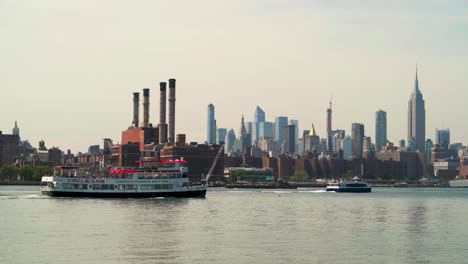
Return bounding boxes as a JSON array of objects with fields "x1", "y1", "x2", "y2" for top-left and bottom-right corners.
[{"x1": 1, "y1": 186, "x2": 467, "y2": 264}]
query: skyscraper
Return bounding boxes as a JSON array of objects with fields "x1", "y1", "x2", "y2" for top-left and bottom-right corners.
[
  {"x1": 375, "y1": 110, "x2": 387, "y2": 151},
  {"x1": 408, "y1": 67, "x2": 426, "y2": 152},
  {"x1": 254, "y1": 106, "x2": 265, "y2": 123},
  {"x1": 282, "y1": 125, "x2": 296, "y2": 154},
  {"x1": 252, "y1": 106, "x2": 266, "y2": 145},
  {"x1": 225, "y1": 129, "x2": 236, "y2": 155},
  {"x1": 207, "y1": 104, "x2": 216, "y2": 144},
  {"x1": 425, "y1": 139, "x2": 433, "y2": 163},
  {"x1": 217, "y1": 128, "x2": 227, "y2": 144},
  {"x1": 351, "y1": 123, "x2": 365, "y2": 158},
  {"x1": 327, "y1": 100, "x2": 332, "y2": 152},
  {"x1": 435, "y1": 129, "x2": 450, "y2": 149},
  {"x1": 275, "y1": 116, "x2": 288, "y2": 149},
  {"x1": 289, "y1": 119, "x2": 299, "y2": 152}
]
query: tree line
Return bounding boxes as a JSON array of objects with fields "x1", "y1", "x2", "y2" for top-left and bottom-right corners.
[{"x1": 0, "y1": 165, "x2": 53, "y2": 181}]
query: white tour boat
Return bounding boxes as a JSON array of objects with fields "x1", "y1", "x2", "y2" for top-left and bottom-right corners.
[
  {"x1": 326, "y1": 177, "x2": 372, "y2": 193},
  {"x1": 40, "y1": 159, "x2": 206, "y2": 198}
]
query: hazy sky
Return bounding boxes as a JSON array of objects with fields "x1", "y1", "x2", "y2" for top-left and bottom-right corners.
[{"x1": 1, "y1": 0, "x2": 467, "y2": 152}]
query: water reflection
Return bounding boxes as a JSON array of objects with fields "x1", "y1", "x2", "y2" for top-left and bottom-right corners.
[{"x1": 403, "y1": 202, "x2": 429, "y2": 264}]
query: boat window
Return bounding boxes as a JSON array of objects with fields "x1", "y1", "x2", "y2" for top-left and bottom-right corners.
[
  {"x1": 118, "y1": 184, "x2": 125, "y2": 190},
  {"x1": 346, "y1": 183, "x2": 367, "y2": 188},
  {"x1": 92, "y1": 184, "x2": 101, "y2": 190},
  {"x1": 153, "y1": 184, "x2": 161, "y2": 190},
  {"x1": 101, "y1": 184, "x2": 109, "y2": 190},
  {"x1": 126, "y1": 184, "x2": 135, "y2": 190},
  {"x1": 41, "y1": 182, "x2": 48, "y2": 187}
]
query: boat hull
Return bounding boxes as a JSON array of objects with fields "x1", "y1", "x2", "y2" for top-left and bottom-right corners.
[
  {"x1": 41, "y1": 189, "x2": 206, "y2": 198},
  {"x1": 326, "y1": 187, "x2": 371, "y2": 193}
]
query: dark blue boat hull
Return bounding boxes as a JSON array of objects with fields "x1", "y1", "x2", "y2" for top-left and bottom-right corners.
[{"x1": 42, "y1": 189, "x2": 206, "y2": 198}]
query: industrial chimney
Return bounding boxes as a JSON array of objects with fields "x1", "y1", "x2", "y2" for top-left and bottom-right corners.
[
  {"x1": 142, "y1": 88, "x2": 150, "y2": 127},
  {"x1": 159, "y1": 82, "x2": 168, "y2": 144},
  {"x1": 132, "y1": 92, "x2": 140, "y2": 128},
  {"x1": 168, "y1": 79, "x2": 176, "y2": 144}
]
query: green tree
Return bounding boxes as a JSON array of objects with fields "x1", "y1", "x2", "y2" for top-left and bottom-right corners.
[
  {"x1": 290, "y1": 171, "x2": 308, "y2": 182},
  {"x1": 0, "y1": 165, "x2": 18, "y2": 181},
  {"x1": 33, "y1": 166, "x2": 54, "y2": 181},
  {"x1": 19, "y1": 165, "x2": 34, "y2": 181}
]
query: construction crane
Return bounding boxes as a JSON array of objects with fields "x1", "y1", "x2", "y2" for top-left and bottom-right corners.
[{"x1": 204, "y1": 144, "x2": 224, "y2": 184}]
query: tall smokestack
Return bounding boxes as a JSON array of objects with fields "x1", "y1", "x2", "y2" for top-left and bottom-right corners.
[
  {"x1": 159, "y1": 82, "x2": 168, "y2": 144},
  {"x1": 168, "y1": 79, "x2": 176, "y2": 144},
  {"x1": 132, "y1": 92, "x2": 140, "y2": 128},
  {"x1": 142, "y1": 88, "x2": 150, "y2": 127}
]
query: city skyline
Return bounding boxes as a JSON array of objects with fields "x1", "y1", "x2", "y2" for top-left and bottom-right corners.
[{"x1": 1, "y1": 1, "x2": 468, "y2": 152}]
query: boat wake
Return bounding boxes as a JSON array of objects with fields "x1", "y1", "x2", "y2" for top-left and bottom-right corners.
[{"x1": 298, "y1": 190, "x2": 328, "y2": 193}]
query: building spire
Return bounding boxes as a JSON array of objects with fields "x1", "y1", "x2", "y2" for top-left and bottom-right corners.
[
  {"x1": 415, "y1": 65, "x2": 420, "y2": 92},
  {"x1": 240, "y1": 114, "x2": 246, "y2": 136}
]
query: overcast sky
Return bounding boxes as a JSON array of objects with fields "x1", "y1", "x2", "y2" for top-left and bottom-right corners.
[{"x1": 1, "y1": 0, "x2": 467, "y2": 152}]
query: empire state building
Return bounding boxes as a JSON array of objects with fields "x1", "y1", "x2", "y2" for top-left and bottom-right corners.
[{"x1": 407, "y1": 68, "x2": 426, "y2": 151}]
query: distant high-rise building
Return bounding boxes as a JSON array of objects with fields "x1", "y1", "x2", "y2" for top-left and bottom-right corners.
[
  {"x1": 207, "y1": 104, "x2": 216, "y2": 144},
  {"x1": 399, "y1": 139, "x2": 406, "y2": 148},
  {"x1": 425, "y1": 139, "x2": 433, "y2": 162},
  {"x1": 259, "y1": 122, "x2": 274, "y2": 139},
  {"x1": 282, "y1": 125, "x2": 296, "y2": 154},
  {"x1": 327, "y1": 100, "x2": 332, "y2": 152},
  {"x1": 408, "y1": 67, "x2": 426, "y2": 152},
  {"x1": 351, "y1": 123, "x2": 365, "y2": 158},
  {"x1": 275, "y1": 116, "x2": 288, "y2": 149},
  {"x1": 435, "y1": 128, "x2": 450, "y2": 149},
  {"x1": 225, "y1": 129, "x2": 236, "y2": 154},
  {"x1": 289, "y1": 119, "x2": 299, "y2": 152},
  {"x1": 217, "y1": 128, "x2": 227, "y2": 144},
  {"x1": 375, "y1": 110, "x2": 387, "y2": 151},
  {"x1": 254, "y1": 106, "x2": 265, "y2": 123},
  {"x1": 12, "y1": 121, "x2": 19, "y2": 138},
  {"x1": 363, "y1": 136, "x2": 372, "y2": 151},
  {"x1": 342, "y1": 136, "x2": 353, "y2": 160},
  {"x1": 304, "y1": 124, "x2": 320, "y2": 154}
]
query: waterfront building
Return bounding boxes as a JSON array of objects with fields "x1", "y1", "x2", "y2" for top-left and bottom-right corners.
[
  {"x1": 257, "y1": 137, "x2": 278, "y2": 157},
  {"x1": 207, "y1": 104, "x2": 216, "y2": 144},
  {"x1": 425, "y1": 139, "x2": 433, "y2": 163},
  {"x1": 435, "y1": 128, "x2": 450, "y2": 149},
  {"x1": 352, "y1": 123, "x2": 365, "y2": 158},
  {"x1": 217, "y1": 128, "x2": 227, "y2": 144},
  {"x1": 407, "y1": 67, "x2": 426, "y2": 152},
  {"x1": 0, "y1": 130, "x2": 20, "y2": 167},
  {"x1": 275, "y1": 116, "x2": 288, "y2": 150},
  {"x1": 375, "y1": 110, "x2": 387, "y2": 151}
]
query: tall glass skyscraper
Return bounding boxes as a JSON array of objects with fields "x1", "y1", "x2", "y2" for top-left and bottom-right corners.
[
  {"x1": 435, "y1": 129, "x2": 450, "y2": 149},
  {"x1": 352, "y1": 123, "x2": 364, "y2": 158},
  {"x1": 275, "y1": 116, "x2": 288, "y2": 149},
  {"x1": 254, "y1": 106, "x2": 265, "y2": 123},
  {"x1": 217, "y1": 128, "x2": 227, "y2": 144},
  {"x1": 207, "y1": 104, "x2": 216, "y2": 144},
  {"x1": 408, "y1": 68, "x2": 426, "y2": 151},
  {"x1": 375, "y1": 110, "x2": 387, "y2": 151}
]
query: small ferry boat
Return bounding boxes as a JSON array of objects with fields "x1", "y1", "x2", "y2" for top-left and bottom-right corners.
[
  {"x1": 449, "y1": 175, "x2": 468, "y2": 188},
  {"x1": 40, "y1": 159, "x2": 206, "y2": 198},
  {"x1": 326, "y1": 177, "x2": 372, "y2": 193}
]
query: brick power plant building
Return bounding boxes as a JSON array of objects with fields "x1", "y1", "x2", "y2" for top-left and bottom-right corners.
[{"x1": 110, "y1": 79, "x2": 223, "y2": 179}]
